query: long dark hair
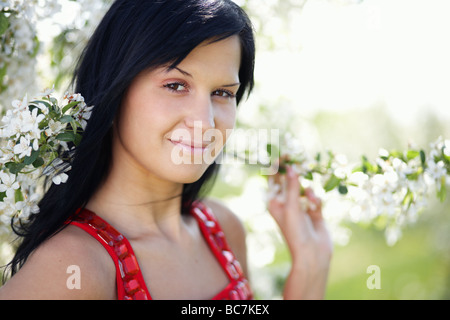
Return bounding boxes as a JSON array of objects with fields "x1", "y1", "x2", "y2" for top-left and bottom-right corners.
[{"x1": 5, "y1": 0, "x2": 255, "y2": 278}]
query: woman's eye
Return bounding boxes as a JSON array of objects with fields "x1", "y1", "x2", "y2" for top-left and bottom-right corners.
[
  {"x1": 164, "y1": 82, "x2": 188, "y2": 92},
  {"x1": 212, "y1": 89, "x2": 236, "y2": 99}
]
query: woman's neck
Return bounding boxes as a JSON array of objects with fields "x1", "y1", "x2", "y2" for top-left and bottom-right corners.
[{"x1": 86, "y1": 150, "x2": 186, "y2": 242}]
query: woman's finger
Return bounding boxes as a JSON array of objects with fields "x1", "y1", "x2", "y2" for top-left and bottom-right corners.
[
  {"x1": 304, "y1": 188, "x2": 322, "y2": 219},
  {"x1": 285, "y1": 165, "x2": 301, "y2": 212},
  {"x1": 303, "y1": 188, "x2": 331, "y2": 239}
]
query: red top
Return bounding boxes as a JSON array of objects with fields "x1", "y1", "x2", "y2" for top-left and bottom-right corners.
[{"x1": 69, "y1": 202, "x2": 253, "y2": 300}]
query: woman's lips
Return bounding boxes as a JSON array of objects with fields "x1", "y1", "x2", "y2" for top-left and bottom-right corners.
[{"x1": 169, "y1": 139, "x2": 210, "y2": 154}]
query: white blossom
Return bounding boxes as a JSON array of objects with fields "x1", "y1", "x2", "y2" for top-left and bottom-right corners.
[
  {"x1": 0, "y1": 171, "x2": 20, "y2": 198},
  {"x1": 52, "y1": 172, "x2": 68, "y2": 185},
  {"x1": 15, "y1": 193, "x2": 40, "y2": 219},
  {"x1": 426, "y1": 160, "x2": 447, "y2": 190},
  {"x1": 443, "y1": 140, "x2": 450, "y2": 157},
  {"x1": 45, "y1": 119, "x2": 65, "y2": 137},
  {"x1": 21, "y1": 107, "x2": 45, "y2": 135},
  {"x1": 385, "y1": 225, "x2": 402, "y2": 247},
  {"x1": 36, "y1": 85, "x2": 55, "y2": 98},
  {"x1": 13, "y1": 136, "x2": 32, "y2": 158}
]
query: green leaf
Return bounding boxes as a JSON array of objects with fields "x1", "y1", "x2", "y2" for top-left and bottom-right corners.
[
  {"x1": 0, "y1": 63, "x2": 7, "y2": 85},
  {"x1": 389, "y1": 150, "x2": 403, "y2": 160},
  {"x1": 59, "y1": 115, "x2": 74, "y2": 123},
  {"x1": 338, "y1": 184, "x2": 348, "y2": 195},
  {"x1": 62, "y1": 101, "x2": 81, "y2": 114},
  {"x1": 437, "y1": 178, "x2": 447, "y2": 202},
  {"x1": 266, "y1": 144, "x2": 273, "y2": 157},
  {"x1": 361, "y1": 155, "x2": 369, "y2": 173},
  {"x1": 74, "y1": 133, "x2": 83, "y2": 146},
  {"x1": 406, "y1": 150, "x2": 420, "y2": 161},
  {"x1": 402, "y1": 190, "x2": 414, "y2": 207},
  {"x1": 315, "y1": 152, "x2": 321, "y2": 163},
  {"x1": 5, "y1": 162, "x2": 26, "y2": 175},
  {"x1": 352, "y1": 165, "x2": 364, "y2": 173},
  {"x1": 405, "y1": 171, "x2": 421, "y2": 181},
  {"x1": 56, "y1": 132, "x2": 75, "y2": 142},
  {"x1": 324, "y1": 174, "x2": 341, "y2": 192},
  {"x1": 24, "y1": 150, "x2": 39, "y2": 165},
  {"x1": 304, "y1": 171, "x2": 313, "y2": 180},
  {"x1": 70, "y1": 120, "x2": 78, "y2": 134},
  {"x1": 361, "y1": 155, "x2": 378, "y2": 174},
  {"x1": 0, "y1": 13, "x2": 9, "y2": 36},
  {"x1": 49, "y1": 97, "x2": 58, "y2": 105},
  {"x1": 48, "y1": 109, "x2": 61, "y2": 120},
  {"x1": 32, "y1": 157, "x2": 44, "y2": 168},
  {"x1": 420, "y1": 150, "x2": 426, "y2": 167},
  {"x1": 15, "y1": 188, "x2": 24, "y2": 203},
  {"x1": 267, "y1": 143, "x2": 279, "y2": 158},
  {"x1": 31, "y1": 35, "x2": 40, "y2": 58}
]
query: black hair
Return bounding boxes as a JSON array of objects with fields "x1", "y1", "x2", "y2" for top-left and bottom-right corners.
[{"x1": 5, "y1": 0, "x2": 255, "y2": 278}]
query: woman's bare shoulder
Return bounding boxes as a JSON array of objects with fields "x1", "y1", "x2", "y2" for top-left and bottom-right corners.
[
  {"x1": 203, "y1": 198, "x2": 245, "y2": 233},
  {"x1": 0, "y1": 225, "x2": 116, "y2": 300},
  {"x1": 202, "y1": 198, "x2": 249, "y2": 276}
]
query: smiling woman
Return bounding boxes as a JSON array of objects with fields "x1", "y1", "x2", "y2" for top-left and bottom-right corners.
[
  {"x1": 0, "y1": 0, "x2": 332, "y2": 300},
  {"x1": 114, "y1": 38, "x2": 240, "y2": 184}
]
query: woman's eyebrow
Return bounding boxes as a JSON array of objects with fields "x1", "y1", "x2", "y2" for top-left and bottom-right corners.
[
  {"x1": 222, "y1": 83, "x2": 241, "y2": 87},
  {"x1": 171, "y1": 66, "x2": 240, "y2": 87},
  {"x1": 173, "y1": 67, "x2": 193, "y2": 78}
]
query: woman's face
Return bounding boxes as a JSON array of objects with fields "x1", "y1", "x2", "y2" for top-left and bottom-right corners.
[{"x1": 114, "y1": 36, "x2": 241, "y2": 184}]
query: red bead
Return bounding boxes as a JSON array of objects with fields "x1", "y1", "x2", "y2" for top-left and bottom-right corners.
[
  {"x1": 132, "y1": 289, "x2": 149, "y2": 300},
  {"x1": 122, "y1": 255, "x2": 139, "y2": 276},
  {"x1": 118, "y1": 260, "x2": 125, "y2": 278},
  {"x1": 202, "y1": 204, "x2": 214, "y2": 217},
  {"x1": 76, "y1": 210, "x2": 92, "y2": 222},
  {"x1": 124, "y1": 279, "x2": 140, "y2": 295},
  {"x1": 213, "y1": 232, "x2": 226, "y2": 249},
  {"x1": 233, "y1": 260, "x2": 243, "y2": 275},
  {"x1": 236, "y1": 281, "x2": 247, "y2": 299},
  {"x1": 105, "y1": 226, "x2": 124, "y2": 242},
  {"x1": 89, "y1": 215, "x2": 106, "y2": 230},
  {"x1": 229, "y1": 290, "x2": 240, "y2": 300},
  {"x1": 205, "y1": 220, "x2": 215, "y2": 229},
  {"x1": 114, "y1": 243, "x2": 129, "y2": 259},
  {"x1": 226, "y1": 263, "x2": 240, "y2": 280},
  {"x1": 193, "y1": 207, "x2": 208, "y2": 222},
  {"x1": 222, "y1": 250, "x2": 234, "y2": 263},
  {"x1": 96, "y1": 227, "x2": 123, "y2": 246},
  {"x1": 97, "y1": 229, "x2": 115, "y2": 246}
]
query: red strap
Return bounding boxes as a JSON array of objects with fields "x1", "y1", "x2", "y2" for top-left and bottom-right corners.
[
  {"x1": 190, "y1": 202, "x2": 253, "y2": 300},
  {"x1": 69, "y1": 209, "x2": 151, "y2": 300}
]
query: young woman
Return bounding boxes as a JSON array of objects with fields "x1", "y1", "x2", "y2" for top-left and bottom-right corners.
[{"x1": 0, "y1": 0, "x2": 332, "y2": 299}]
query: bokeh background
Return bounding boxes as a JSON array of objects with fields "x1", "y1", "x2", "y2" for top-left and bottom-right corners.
[{"x1": 1, "y1": 0, "x2": 449, "y2": 299}]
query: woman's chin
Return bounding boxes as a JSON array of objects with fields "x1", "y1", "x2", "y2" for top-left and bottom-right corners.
[{"x1": 166, "y1": 162, "x2": 214, "y2": 184}]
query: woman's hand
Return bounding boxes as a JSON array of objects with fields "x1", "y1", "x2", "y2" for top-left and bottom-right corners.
[{"x1": 267, "y1": 165, "x2": 333, "y2": 300}]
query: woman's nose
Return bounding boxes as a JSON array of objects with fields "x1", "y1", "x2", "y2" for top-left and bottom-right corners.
[{"x1": 184, "y1": 95, "x2": 215, "y2": 130}]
